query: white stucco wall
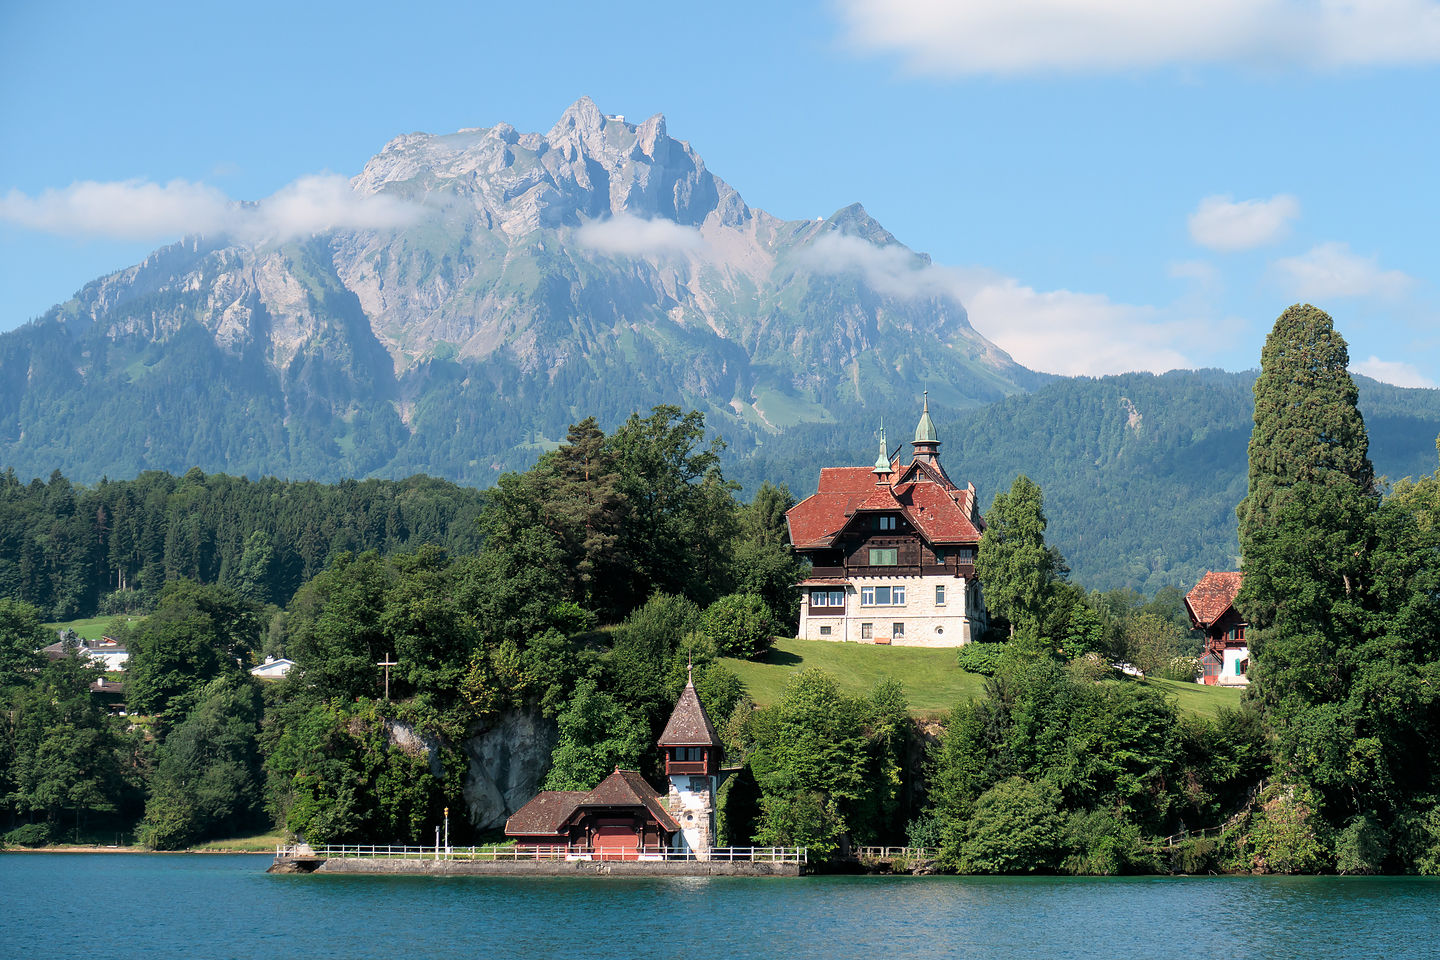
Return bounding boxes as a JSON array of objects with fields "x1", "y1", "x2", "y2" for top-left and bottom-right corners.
[
  {"x1": 1220, "y1": 646, "x2": 1250, "y2": 686},
  {"x1": 798, "y1": 575, "x2": 983, "y2": 647}
]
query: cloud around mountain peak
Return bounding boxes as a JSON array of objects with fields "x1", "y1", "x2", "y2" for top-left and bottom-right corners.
[{"x1": 0, "y1": 173, "x2": 421, "y2": 244}]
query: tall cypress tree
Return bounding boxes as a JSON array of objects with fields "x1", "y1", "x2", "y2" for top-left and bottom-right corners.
[
  {"x1": 1238, "y1": 303, "x2": 1375, "y2": 549},
  {"x1": 1237, "y1": 305, "x2": 1376, "y2": 647},
  {"x1": 1232, "y1": 305, "x2": 1440, "y2": 832}
]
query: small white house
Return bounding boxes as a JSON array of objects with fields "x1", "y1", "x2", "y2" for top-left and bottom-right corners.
[{"x1": 249, "y1": 657, "x2": 296, "y2": 680}]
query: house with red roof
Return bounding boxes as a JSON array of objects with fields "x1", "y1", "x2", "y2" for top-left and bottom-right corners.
[
  {"x1": 1185, "y1": 571, "x2": 1249, "y2": 686},
  {"x1": 785, "y1": 395, "x2": 987, "y2": 647},
  {"x1": 504, "y1": 669, "x2": 723, "y2": 860}
]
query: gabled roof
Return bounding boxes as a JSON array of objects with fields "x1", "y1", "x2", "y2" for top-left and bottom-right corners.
[
  {"x1": 504, "y1": 790, "x2": 587, "y2": 836},
  {"x1": 1185, "y1": 572, "x2": 1245, "y2": 628},
  {"x1": 505, "y1": 769, "x2": 682, "y2": 838},
  {"x1": 578, "y1": 769, "x2": 681, "y2": 833},
  {"x1": 658, "y1": 680, "x2": 719, "y2": 748},
  {"x1": 786, "y1": 464, "x2": 982, "y2": 551}
]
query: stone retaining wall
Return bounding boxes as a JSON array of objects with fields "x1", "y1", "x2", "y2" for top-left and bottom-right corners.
[{"x1": 271, "y1": 856, "x2": 802, "y2": 877}]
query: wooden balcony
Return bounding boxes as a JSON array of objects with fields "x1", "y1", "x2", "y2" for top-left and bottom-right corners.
[{"x1": 666, "y1": 760, "x2": 709, "y2": 776}]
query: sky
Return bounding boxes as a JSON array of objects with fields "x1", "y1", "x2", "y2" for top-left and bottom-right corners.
[{"x1": 1, "y1": 0, "x2": 1438, "y2": 385}]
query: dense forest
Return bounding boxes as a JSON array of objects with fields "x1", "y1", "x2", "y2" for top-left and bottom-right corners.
[
  {"x1": 0, "y1": 469, "x2": 487, "y2": 620},
  {"x1": 4, "y1": 309, "x2": 1440, "y2": 875}
]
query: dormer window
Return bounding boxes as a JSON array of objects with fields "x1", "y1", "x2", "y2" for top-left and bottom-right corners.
[{"x1": 877, "y1": 515, "x2": 897, "y2": 531}]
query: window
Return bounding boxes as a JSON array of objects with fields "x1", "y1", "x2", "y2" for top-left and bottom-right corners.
[
  {"x1": 819, "y1": 625, "x2": 832, "y2": 637},
  {"x1": 830, "y1": 590, "x2": 845, "y2": 606},
  {"x1": 861, "y1": 586, "x2": 905, "y2": 606},
  {"x1": 877, "y1": 515, "x2": 896, "y2": 531},
  {"x1": 860, "y1": 622, "x2": 873, "y2": 639},
  {"x1": 1238, "y1": 658, "x2": 1249, "y2": 676},
  {"x1": 935, "y1": 584, "x2": 946, "y2": 606},
  {"x1": 869, "y1": 547, "x2": 898, "y2": 566},
  {"x1": 810, "y1": 589, "x2": 846, "y2": 607},
  {"x1": 892, "y1": 622, "x2": 905, "y2": 638}
]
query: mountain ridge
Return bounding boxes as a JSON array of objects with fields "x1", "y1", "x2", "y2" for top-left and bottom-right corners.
[{"x1": 1, "y1": 98, "x2": 1041, "y2": 485}]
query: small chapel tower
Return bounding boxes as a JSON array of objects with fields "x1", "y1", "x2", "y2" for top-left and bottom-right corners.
[{"x1": 657, "y1": 666, "x2": 721, "y2": 859}]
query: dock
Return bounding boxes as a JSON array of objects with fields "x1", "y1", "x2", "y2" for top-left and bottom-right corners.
[{"x1": 268, "y1": 844, "x2": 807, "y2": 877}]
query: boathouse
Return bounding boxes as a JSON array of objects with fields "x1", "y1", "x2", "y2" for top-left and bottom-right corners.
[{"x1": 505, "y1": 671, "x2": 722, "y2": 859}]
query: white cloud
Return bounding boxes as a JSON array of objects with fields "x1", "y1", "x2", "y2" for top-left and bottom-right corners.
[
  {"x1": 837, "y1": 0, "x2": 1440, "y2": 75},
  {"x1": 1272, "y1": 241, "x2": 1414, "y2": 299},
  {"x1": 797, "y1": 232, "x2": 965, "y2": 301},
  {"x1": 1351, "y1": 355, "x2": 1437, "y2": 388},
  {"x1": 575, "y1": 213, "x2": 705, "y2": 257},
  {"x1": 0, "y1": 174, "x2": 420, "y2": 243},
  {"x1": 798, "y1": 233, "x2": 1194, "y2": 375},
  {"x1": 953, "y1": 270, "x2": 1194, "y2": 376},
  {"x1": 1189, "y1": 194, "x2": 1300, "y2": 251}
]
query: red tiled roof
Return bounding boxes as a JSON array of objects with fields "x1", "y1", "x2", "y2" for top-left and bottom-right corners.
[
  {"x1": 658, "y1": 681, "x2": 719, "y2": 748},
  {"x1": 579, "y1": 769, "x2": 680, "y2": 833},
  {"x1": 1185, "y1": 572, "x2": 1244, "y2": 628},
  {"x1": 787, "y1": 464, "x2": 981, "y2": 550},
  {"x1": 797, "y1": 577, "x2": 848, "y2": 586},
  {"x1": 504, "y1": 790, "x2": 586, "y2": 837}
]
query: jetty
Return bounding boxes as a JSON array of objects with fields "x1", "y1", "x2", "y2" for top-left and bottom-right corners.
[{"x1": 268, "y1": 843, "x2": 807, "y2": 877}]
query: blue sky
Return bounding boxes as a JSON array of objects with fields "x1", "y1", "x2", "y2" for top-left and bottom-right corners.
[{"x1": 2, "y1": 0, "x2": 1437, "y2": 385}]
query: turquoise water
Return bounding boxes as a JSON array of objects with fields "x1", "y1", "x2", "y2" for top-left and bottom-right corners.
[{"x1": 3, "y1": 854, "x2": 1439, "y2": 959}]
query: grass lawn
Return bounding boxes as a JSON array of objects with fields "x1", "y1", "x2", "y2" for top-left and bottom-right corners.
[
  {"x1": 721, "y1": 636, "x2": 987, "y2": 717},
  {"x1": 723, "y1": 637, "x2": 1248, "y2": 720},
  {"x1": 189, "y1": 831, "x2": 289, "y2": 853},
  {"x1": 1143, "y1": 677, "x2": 1246, "y2": 718},
  {"x1": 44, "y1": 615, "x2": 141, "y2": 641}
]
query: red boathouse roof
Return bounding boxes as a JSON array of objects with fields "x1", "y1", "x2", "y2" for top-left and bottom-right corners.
[{"x1": 504, "y1": 768, "x2": 681, "y2": 839}]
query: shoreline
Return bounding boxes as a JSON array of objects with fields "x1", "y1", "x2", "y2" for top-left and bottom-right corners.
[{"x1": 3, "y1": 845, "x2": 273, "y2": 855}]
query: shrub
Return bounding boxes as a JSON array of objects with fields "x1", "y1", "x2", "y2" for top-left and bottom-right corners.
[
  {"x1": 700, "y1": 593, "x2": 778, "y2": 659},
  {"x1": 1061, "y1": 809, "x2": 1157, "y2": 876},
  {"x1": 958, "y1": 777, "x2": 1065, "y2": 874},
  {"x1": 1335, "y1": 815, "x2": 1390, "y2": 875},
  {"x1": 1243, "y1": 783, "x2": 1332, "y2": 874},
  {"x1": 955, "y1": 642, "x2": 1007, "y2": 676},
  {"x1": 4, "y1": 822, "x2": 53, "y2": 847}
]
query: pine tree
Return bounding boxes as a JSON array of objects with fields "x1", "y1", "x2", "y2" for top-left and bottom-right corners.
[{"x1": 975, "y1": 475, "x2": 1060, "y2": 639}]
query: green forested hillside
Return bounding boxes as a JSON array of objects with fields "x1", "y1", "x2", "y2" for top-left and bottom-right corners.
[
  {"x1": 0, "y1": 469, "x2": 486, "y2": 619},
  {"x1": 733, "y1": 370, "x2": 1440, "y2": 593}
]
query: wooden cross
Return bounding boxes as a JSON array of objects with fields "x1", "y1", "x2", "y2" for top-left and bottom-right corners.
[{"x1": 377, "y1": 653, "x2": 398, "y2": 700}]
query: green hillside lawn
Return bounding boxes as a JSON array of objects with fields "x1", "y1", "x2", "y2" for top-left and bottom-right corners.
[
  {"x1": 722, "y1": 637, "x2": 1245, "y2": 719},
  {"x1": 44, "y1": 615, "x2": 140, "y2": 641}
]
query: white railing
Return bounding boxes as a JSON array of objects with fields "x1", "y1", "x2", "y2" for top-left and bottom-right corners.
[
  {"x1": 276, "y1": 843, "x2": 807, "y2": 864},
  {"x1": 852, "y1": 846, "x2": 938, "y2": 860}
]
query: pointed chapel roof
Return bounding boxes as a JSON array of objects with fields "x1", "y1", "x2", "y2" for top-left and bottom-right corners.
[{"x1": 658, "y1": 680, "x2": 719, "y2": 747}]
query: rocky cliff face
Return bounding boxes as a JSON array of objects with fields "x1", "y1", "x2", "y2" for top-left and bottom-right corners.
[
  {"x1": 460, "y1": 709, "x2": 558, "y2": 830},
  {"x1": 0, "y1": 97, "x2": 1044, "y2": 485}
]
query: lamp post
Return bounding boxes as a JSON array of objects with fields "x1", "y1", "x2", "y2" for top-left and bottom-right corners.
[{"x1": 444, "y1": 806, "x2": 450, "y2": 855}]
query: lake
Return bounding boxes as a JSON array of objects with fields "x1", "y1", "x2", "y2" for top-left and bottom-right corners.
[{"x1": 3, "y1": 854, "x2": 1438, "y2": 960}]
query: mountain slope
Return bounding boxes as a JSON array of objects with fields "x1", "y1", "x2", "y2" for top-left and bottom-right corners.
[{"x1": 0, "y1": 98, "x2": 1041, "y2": 484}]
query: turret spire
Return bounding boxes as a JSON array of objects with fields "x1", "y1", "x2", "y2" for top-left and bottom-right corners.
[
  {"x1": 873, "y1": 421, "x2": 893, "y2": 479},
  {"x1": 911, "y1": 391, "x2": 943, "y2": 470}
]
